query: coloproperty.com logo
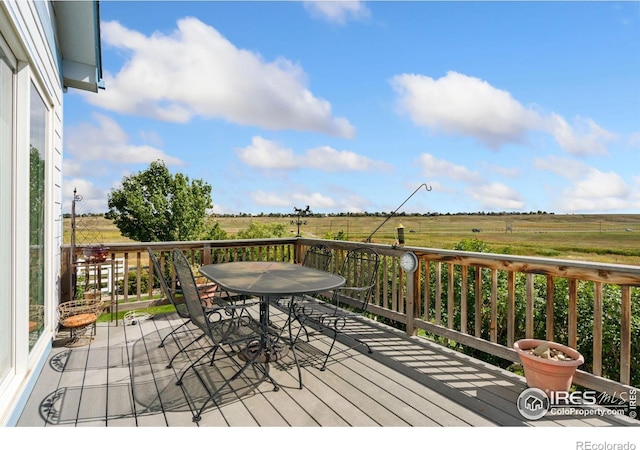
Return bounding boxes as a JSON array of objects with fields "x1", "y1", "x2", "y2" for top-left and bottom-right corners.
[{"x1": 516, "y1": 387, "x2": 637, "y2": 421}]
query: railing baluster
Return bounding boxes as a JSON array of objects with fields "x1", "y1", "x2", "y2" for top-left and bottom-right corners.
[
  {"x1": 392, "y1": 258, "x2": 399, "y2": 313},
  {"x1": 490, "y1": 268, "x2": 497, "y2": 343},
  {"x1": 136, "y1": 251, "x2": 142, "y2": 301},
  {"x1": 621, "y1": 285, "x2": 631, "y2": 385},
  {"x1": 417, "y1": 260, "x2": 424, "y2": 324},
  {"x1": 474, "y1": 268, "x2": 482, "y2": 337},
  {"x1": 569, "y1": 279, "x2": 578, "y2": 349},
  {"x1": 525, "y1": 273, "x2": 534, "y2": 339},
  {"x1": 593, "y1": 281, "x2": 603, "y2": 377},
  {"x1": 448, "y1": 263, "x2": 454, "y2": 330},
  {"x1": 123, "y1": 252, "x2": 129, "y2": 303},
  {"x1": 461, "y1": 265, "x2": 468, "y2": 335},
  {"x1": 381, "y1": 256, "x2": 389, "y2": 309},
  {"x1": 545, "y1": 275, "x2": 555, "y2": 342},
  {"x1": 424, "y1": 260, "x2": 430, "y2": 322},
  {"x1": 435, "y1": 262, "x2": 442, "y2": 326},
  {"x1": 507, "y1": 271, "x2": 515, "y2": 348}
]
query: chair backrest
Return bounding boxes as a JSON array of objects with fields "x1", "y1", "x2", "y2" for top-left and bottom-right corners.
[
  {"x1": 172, "y1": 248, "x2": 210, "y2": 334},
  {"x1": 302, "y1": 244, "x2": 332, "y2": 272},
  {"x1": 336, "y1": 247, "x2": 380, "y2": 313},
  {"x1": 148, "y1": 248, "x2": 189, "y2": 319}
]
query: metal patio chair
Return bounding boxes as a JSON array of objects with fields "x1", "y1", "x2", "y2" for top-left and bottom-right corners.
[
  {"x1": 291, "y1": 247, "x2": 380, "y2": 371},
  {"x1": 149, "y1": 249, "x2": 195, "y2": 354},
  {"x1": 272, "y1": 243, "x2": 333, "y2": 306},
  {"x1": 301, "y1": 243, "x2": 333, "y2": 271},
  {"x1": 172, "y1": 248, "x2": 278, "y2": 422},
  {"x1": 271, "y1": 243, "x2": 334, "y2": 341},
  {"x1": 149, "y1": 248, "x2": 256, "y2": 369}
]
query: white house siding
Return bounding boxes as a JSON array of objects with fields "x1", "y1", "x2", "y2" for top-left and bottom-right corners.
[{"x1": 0, "y1": 0, "x2": 65, "y2": 426}]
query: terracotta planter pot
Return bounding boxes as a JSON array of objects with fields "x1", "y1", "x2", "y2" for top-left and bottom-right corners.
[{"x1": 514, "y1": 339, "x2": 584, "y2": 393}]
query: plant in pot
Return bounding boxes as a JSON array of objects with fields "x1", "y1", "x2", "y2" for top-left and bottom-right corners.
[
  {"x1": 514, "y1": 339, "x2": 584, "y2": 394},
  {"x1": 82, "y1": 245, "x2": 110, "y2": 263}
]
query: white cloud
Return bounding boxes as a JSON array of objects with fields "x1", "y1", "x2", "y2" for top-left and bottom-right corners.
[
  {"x1": 236, "y1": 137, "x2": 298, "y2": 170},
  {"x1": 63, "y1": 114, "x2": 183, "y2": 213},
  {"x1": 534, "y1": 155, "x2": 589, "y2": 179},
  {"x1": 418, "y1": 153, "x2": 525, "y2": 211},
  {"x1": 62, "y1": 160, "x2": 84, "y2": 178},
  {"x1": 66, "y1": 113, "x2": 183, "y2": 165},
  {"x1": 467, "y1": 182, "x2": 524, "y2": 210},
  {"x1": 91, "y1": 18, "x2": 354, "y2": 138},
  {"x1": 250, "y1": 186, "x2": 370, "y2": 213},
  {"x1": 418, "y1": 153, "x2": 482, "y2": 183},
  {"x1": 251, "y1": 190, "x2": 294, "y2": 208},
  {"x1": 303, "y1": 1, "x2": 371, "y2": 25},
  {"x1": 484, "y1": 163, "x2": 521, "y2": 178},
  {"x1": 391, "y1": 71, "x2": 540, "y2": 149},
  {"x1": 545, "y1": 114, "x2": 615, "y2": 156},
  {"x1": 236, "y1": 136, "x2": 389, "y2": 172},
  {"x1": 561, "y1": 170, "x2": 639, "y2": 212},
  {"x1": 292, "y1": 192, "x2": 337, "y2": 208},
  {"x1": 391, "y1": 71, "x2": 614, "y2": 155},
  {"x1": 304, "y1": 146, "x2": 390, "y2": 171},
  {"x1": 63, "y1": 178, "x2": 110, "y2": 214},
  {"x1": 251, "y1": 190, "x2": 337, "y2": 209},
  {"x1": 535, "y1": 155, "x2": 640, "y2": 212}
]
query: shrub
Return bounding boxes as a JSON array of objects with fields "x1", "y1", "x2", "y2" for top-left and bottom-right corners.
[{"x1": 117, "y1": 271, "x2": 150, "y2": 296}]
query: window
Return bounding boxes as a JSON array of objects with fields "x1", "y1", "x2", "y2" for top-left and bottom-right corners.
[
  {"x1": 29, "y1": 82, "x2": 46, "y2": 350},
  {"x1": 0, "y1": 43, "x2": 14, "y2": 379}
]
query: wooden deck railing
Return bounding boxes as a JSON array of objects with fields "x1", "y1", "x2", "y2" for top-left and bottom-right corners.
[{"x1": 60, "y1": 237, "x2": 639, "y2": 400}]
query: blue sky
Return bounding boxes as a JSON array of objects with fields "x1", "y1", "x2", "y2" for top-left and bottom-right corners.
[{"x1": 62, "y1": 1, "x2": 640, "y2": 216}]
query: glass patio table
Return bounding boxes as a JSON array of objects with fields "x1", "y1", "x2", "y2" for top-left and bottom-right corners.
[{"x1": 198, "y1": 261, "x2": 345, "y2": 367}]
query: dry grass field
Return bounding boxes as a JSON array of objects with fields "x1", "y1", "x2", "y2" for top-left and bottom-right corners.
[{"x1": 64, "y1": 213, "x2": 640, "y2": 265}]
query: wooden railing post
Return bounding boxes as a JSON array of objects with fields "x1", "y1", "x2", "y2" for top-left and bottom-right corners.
[
  {"x1": 294, "y1": 240, "x2": 303, "y2": 264},
  {"x1": 60, "y1": 246, "x2": 72, "y2": 303},
  {"x1": 406, "y1": 269, "x2": 419, "y2": 336},
  {"x1": 203, "y1": 243, "x2": 212, "y2": 265}
]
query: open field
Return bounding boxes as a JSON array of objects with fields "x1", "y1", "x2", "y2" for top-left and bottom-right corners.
[{"x1": 64, "y1": 213, "x2": 640, "y2": 265}]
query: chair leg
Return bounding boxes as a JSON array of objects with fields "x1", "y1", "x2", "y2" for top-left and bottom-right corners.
[
  {"x1": 320, "y1": 329, "x2": 373, "y2": 371},
  {"x1": 175, "y1": 343, "x2": 216, "y2": 385},
  {"x1": 191, "y1": 344, "x2": 275, "y2": 422},
  {"x1": 159, "y1": 319, "x2": 190, "y2": 348},
  {"x1": 167, "y1": 332, "x2": 205, "y2": 369},
  {"x1": 287, "y1": 300, "x2": 303, "y2": 389},
  {"x1": 320, "y1": 329, "x2": 338, "y2": 371}
]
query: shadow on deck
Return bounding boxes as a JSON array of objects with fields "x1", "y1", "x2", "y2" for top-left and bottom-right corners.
[{"x1": 16, "y1": 306, "x2": 638, "y2": 429}]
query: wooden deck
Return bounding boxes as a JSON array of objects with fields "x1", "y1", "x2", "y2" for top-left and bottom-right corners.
[{"x1": 16, "y1": 304, "x2": 638, "y2": 428}]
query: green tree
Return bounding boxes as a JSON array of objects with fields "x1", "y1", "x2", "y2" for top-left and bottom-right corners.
[
  {"x1": 106, "y1": 160, "x2": 213, "y2": 242},
  {"x1": 202, "y1": 221, "x2": 228, "y2": 240},
  {"x1": 323, "y1": 230, "x2": 347, "y2": 240},
  {"x1": 235, "y1": 222, "x2": 288, "y2": 239}
]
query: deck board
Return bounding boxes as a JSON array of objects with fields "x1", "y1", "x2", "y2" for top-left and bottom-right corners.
[{"x1": 15, "y1": 305, "x2": 638, "y2": 428}]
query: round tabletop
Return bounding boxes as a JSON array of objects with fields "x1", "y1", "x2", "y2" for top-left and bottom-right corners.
[{"x1": 199, "y1": 261, "x2": 345, "y2": 297}]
